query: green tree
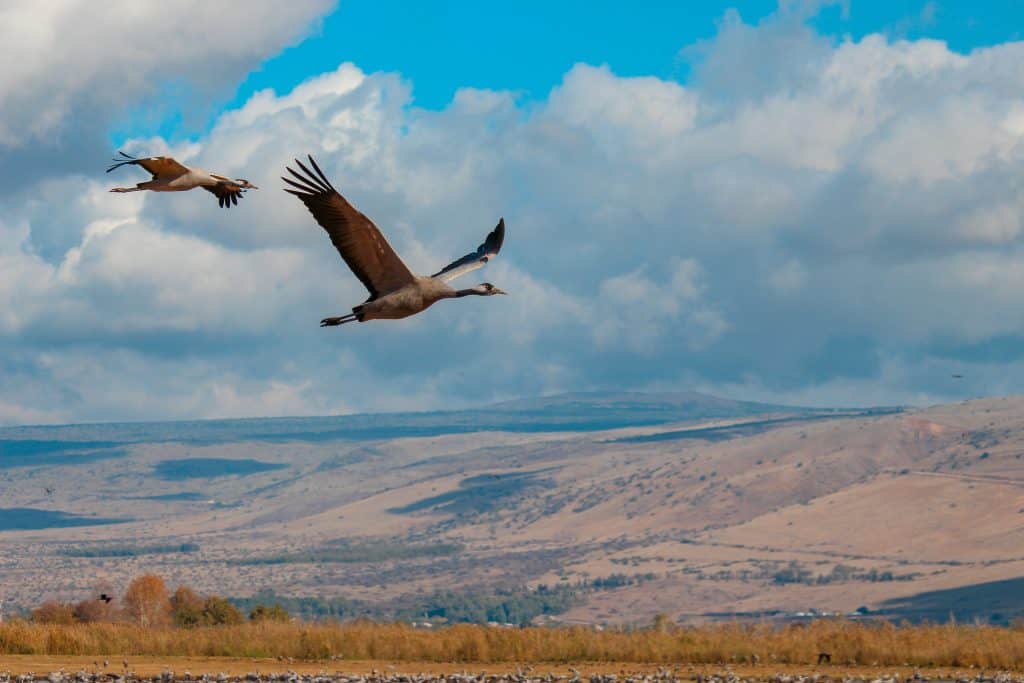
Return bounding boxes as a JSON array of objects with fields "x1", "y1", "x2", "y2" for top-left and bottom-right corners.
[
  {"x1": 249, "y1": 603, "x2": 290, "y2": 622},
  {"x1": 201, "y1": 596, "x2": 244, "y2": 625},
  {"x1": 171, "y1": 585, "x2": 205, "y2": 627}
]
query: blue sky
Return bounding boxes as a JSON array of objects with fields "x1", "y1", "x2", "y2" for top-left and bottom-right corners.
[
  {"x1": 118, "y1": 1, "x2": 1024, "y2": 143},
  {"x1": 6, "y1": 0, "x2": 1024, "y2": 424},
  {"x1": 250, "y1": 0, "x2": 1021, "y2": 108}
]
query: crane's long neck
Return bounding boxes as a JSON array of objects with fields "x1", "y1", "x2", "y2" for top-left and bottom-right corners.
[{"x1": 453, "y1": 287, "x2": 486, "y2": 298}]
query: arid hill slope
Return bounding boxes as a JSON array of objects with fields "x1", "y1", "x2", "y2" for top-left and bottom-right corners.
[{"x1": 1, "y1": 394, "x2": 1021, "y2": 624}]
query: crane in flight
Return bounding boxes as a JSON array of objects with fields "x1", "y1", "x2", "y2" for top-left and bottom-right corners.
[
  {"x1": 107, "y1": 152, "x2": 258, "y2": 208},
  {"x1": 283, "y1": 155, "x2": 507, "y2": 326}
]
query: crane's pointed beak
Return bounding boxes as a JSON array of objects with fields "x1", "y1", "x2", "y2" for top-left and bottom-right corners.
[{"x1": 494, "y1": 288, "x2": 508, "y2": 295}]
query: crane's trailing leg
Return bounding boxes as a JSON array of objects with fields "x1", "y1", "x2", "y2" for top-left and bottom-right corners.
[
  {"x1": 110, "y1": 180, "x2": 158, "y2": 193},
  {"x1": 321, "y1": 313, "x2": 359, "y2": 327}
]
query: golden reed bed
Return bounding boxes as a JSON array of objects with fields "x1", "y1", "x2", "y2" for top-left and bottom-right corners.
[{"x1": 2, "y1": 620, "x2": 1024, "y2": 668}]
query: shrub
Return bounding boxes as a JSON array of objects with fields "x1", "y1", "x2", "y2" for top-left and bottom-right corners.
[
  {"x1": 72, "y1": 598, "x2": 117, "y2": 623},
  {"x1": 171, "y1": 585, "x2": 244, "y2": 627},
  {"x1": 171, "y1": 586, "x2": 205, "y2": 628},
  {"x1": 201, "y1": 597, "x2": 244, "y2": 626},
  {"x1": 249, "y1": 604, "x2": 290, "y2": 623},
  {"x1": 31, "y1": 600, "x2": 76, "y2": 625}
]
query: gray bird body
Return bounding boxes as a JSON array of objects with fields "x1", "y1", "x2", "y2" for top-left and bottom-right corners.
[
  {"x1": 106, "y1": 152, "x2": 258, "y2": 208},
  {"x1": 283, "y1": 155, "x2": 507, "y2": 327},
  {"x1": 359, "y1": 277, "x2": 455, "y2": 321},
  {"x1": 138, "y1": 167, "x2": 216, "y2": 191}
]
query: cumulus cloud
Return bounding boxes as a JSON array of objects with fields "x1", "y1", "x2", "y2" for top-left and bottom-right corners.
[
  {"x1": 594, "y1": 260, "x2": 726, "y2": 355},
  {"x1": 0, "y1": 0, "x2": 334, "y2": 196},
  {"x1": 5, "y1": 4, "x2": 1024, "y2": 423},
  {"x1": 0, "y1": 0, "x2": 334, "y2": 146}
]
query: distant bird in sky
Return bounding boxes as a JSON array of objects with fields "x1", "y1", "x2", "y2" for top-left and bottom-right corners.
[
  {"x1": 952, "y1": 374, "x2": 964, "y2": 379},
  {"x1": 283, "y1": 155, "x2": 507, "y2": 326},
  {"x1": 44, "y1": 486, "x2": 53, "y2": 495},
  {"x1": 107, "y1": 152, "x2": 258, "y2": 208}
]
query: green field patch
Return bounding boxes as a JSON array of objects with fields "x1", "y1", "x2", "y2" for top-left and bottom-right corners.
[
  {"x1": 388, "y1": 470, "x2": 556, "y2": 515},
  {"x1": 154, "y1": 458, "x2": 288, "y2": 480},
  {"x1": 58, "y1": 542, "x2": 200, "y2": 558},
  {"x1": 231, "y1": 540, "x2": 461, "y2": 566},
  {"x1": 0, "y1": 508, "x2": 126, "y2": 530}
]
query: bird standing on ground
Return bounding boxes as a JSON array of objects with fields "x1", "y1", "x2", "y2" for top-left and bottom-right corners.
[
  {"x1": 283, "y1": 155, "x2": 507, "y2": 326},
  {"x1": 107, "y1": 152, "x2": 258, "y2": 208}
]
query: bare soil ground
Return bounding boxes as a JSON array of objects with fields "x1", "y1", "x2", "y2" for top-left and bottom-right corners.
[{"x1": 0, "y1": 657, "x2": 996, "y2": 678}]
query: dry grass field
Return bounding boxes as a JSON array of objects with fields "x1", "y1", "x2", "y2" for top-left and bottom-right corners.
[{"x1": 4, "y1": 621, "x2": 1024, "y2": 669}]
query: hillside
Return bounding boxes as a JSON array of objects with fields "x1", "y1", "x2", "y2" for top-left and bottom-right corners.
[{"x1": 1, "y1": 392, "x2": 1021, "y2": 625}]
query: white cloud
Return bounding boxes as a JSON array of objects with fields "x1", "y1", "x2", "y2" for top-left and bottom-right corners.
[
  {"x1": 594, "y1": 259, "x2": 726, "y2": 355},
  {"x1": 0, "y1": 1, "x2": 334, "y2": 148}
]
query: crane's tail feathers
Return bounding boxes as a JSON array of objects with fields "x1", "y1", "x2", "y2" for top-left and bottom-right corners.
[{"x1": 320, "y1": 313, "x2": 359, "y2": 327}]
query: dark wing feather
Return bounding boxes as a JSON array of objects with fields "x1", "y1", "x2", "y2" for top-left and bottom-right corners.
[
  {"x1": 106, "y1": 153, "x2": 189, "y2": 177},
  {"x1": 431, "y1": 218, "x2": 505, "y2": 282},
  {"x1": 283, "y1": 155, "x2": 415, "y2": 298},
  {"x1": 202, "y1": 183, "x2": 244, "y2": 209}
]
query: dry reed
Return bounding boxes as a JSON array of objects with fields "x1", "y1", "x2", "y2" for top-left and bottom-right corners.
[{"x1": 1, "y1": 620, "x2": 1024, "y2": 667}]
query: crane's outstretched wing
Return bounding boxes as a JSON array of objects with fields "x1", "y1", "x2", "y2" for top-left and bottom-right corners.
[
  {"x1": 106, "y1": 152, "x2": 190, "y2": 178},
  {"x1": 283, "y1": 155, "x2": 416, "y2": 299},
  {"x1": 431, "y1": 218, "x2": 505, "y2": 282},
  {"x1": 202, "y1": 182, "x2": 244, "y2": 209}
]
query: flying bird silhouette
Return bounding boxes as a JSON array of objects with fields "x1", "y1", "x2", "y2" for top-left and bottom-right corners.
[
  {"x1": 283, "y1": 155, "x2": 507, "y2": 326},
  {"x1": 952, "y1": 374, "x2": 964, "y2": 379},
  {"x1": 107, "y1": 152, "x2": 258, "y2": 208},
  {"x1": 99, "y1": 594, "x2": 113, "y2": 604}
]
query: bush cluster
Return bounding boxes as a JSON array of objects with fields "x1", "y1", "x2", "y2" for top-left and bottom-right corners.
[{"x1": 29, "y1": 573, "x2": 289, "y2": 628}]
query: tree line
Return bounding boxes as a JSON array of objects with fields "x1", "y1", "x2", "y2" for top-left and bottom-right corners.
[
  {"x1": 29, "y1": 573, "x2": 289, "y2": 627},
  {"x1": 26, "y1": 570, "x2": 657, "y2": 627}
]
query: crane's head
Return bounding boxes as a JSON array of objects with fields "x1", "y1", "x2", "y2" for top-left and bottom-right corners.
[
  {"x1": 235, "y1": 179, "x2": 259, "y2": 190},
  {"x1": 454, "y1": 283, "x2": 507, "y2": 298},
  {"x1": 477, "y1": 282, "x2": 507, "y2": 296}
]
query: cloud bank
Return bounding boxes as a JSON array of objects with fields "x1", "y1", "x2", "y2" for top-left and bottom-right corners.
[{"x1": 2, "y1": 5, "x2": 1024, "y2": 423}]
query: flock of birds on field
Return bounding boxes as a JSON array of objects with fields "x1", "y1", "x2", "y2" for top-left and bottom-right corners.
[
  {"x1": 107, "y1": 152, "x2": 506, "y2": 327},
  {"x1": 3, "y1": 670, "x2": 1022, "y2": 683}
]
